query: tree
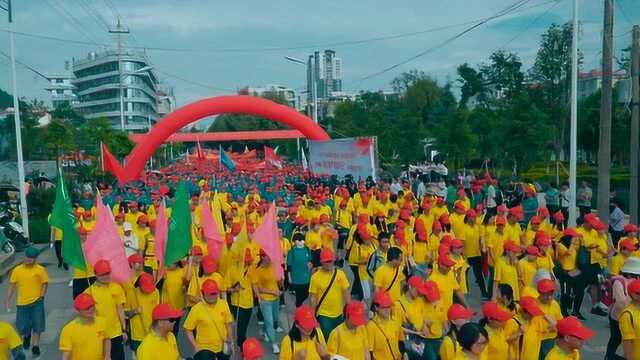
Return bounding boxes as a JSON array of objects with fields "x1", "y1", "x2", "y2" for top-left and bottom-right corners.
[
  {"x1": 480, "y1": 51, "x2": 525, "y2": 100},
  {"x1": 41, "y1": 119, "x2": 76, "y2": 163},
  {"x1": 432, "y1": 107, "x2": 476, "y2": 169},
  {"x1": 457, "y1": 63, "x2": 485, "y2": 107}
]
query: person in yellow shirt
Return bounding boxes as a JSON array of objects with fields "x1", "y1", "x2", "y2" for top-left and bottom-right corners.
[
  {"x1": 159, "y1": 261, "x2": 187, "y2": 335},
  {"x1": 367, "y1": 290, "x2": 403, "y2": 360},
  {"x1": 186, "y1": 255, "x2": 226, "y2": 306},
  {"x1": 492, "y1": 241, "x2": 521, "y2": 301},
  {"x1": 579, "y1": 215, "x2": 609, "y2": 317},
  {"x1": 279, "y1": 305, "x2": 329, "y2": 360},
  {"x1": 227, "y1": 249, "x2": 255, "y2": 350},
  {"x1": 537, "y1": 279, "x2": 564, "y2": 359},
  {"x1": 480, "y1": 301, "x2": 513, "y2": 360},
  {"x1": 620, "y1": 279, "x2": 640, "y2": 360},
  {"x1": 486, "y1": 216, "x2": 507, "y2": 298},
  {"x1": 450, "y1": 202, "x2": 467, "y2": 238},
  {"x1": 84, "y1": 259, "x2": 127, "y2": 360},
  {"x1": 421, "y1": 280, "x2": 448, "y2": 360},
  {"x1": 545, "y1": 316, "x2": 594, "y2": 360},
  {"x1": 251, "y1": 249, "x2": 283, "y2": 353},
  {"x1": 518, "y1": 296, "x2": 556, "y2": 360},
  {"x1": 505, "y1": 210, "x2": 524, "y2": 246},
  {"x1": 309, "y1": 248, "x2": 351, "y2": 338},
  {"x1": 461, "y1": 209, "x2": 488, "y2": 298},
  {"x1": 429, "y1": 251, "x2": 470, "y2": 311},
  {"x1": 440, "y1": 304, "x2": 475, "y2": 360},
  {"x1": 5, "y1": 246, "x2": 48, "y2": 357},
  {"x1": 373, "y1": 247, "x2": 405, "y2": 302},
  {"x1": 450, "y1": 238, "x2": 469, "y2": 295},
  {"x1": 59, "y1": 293, "x2": 109, "y2": 360},
  {"x1": 555, "y1": 228, "x2": 581, "y2": 317},
  {"x1": 137, "y1": 303, "x2": 182, "y2": 360},
  {"x1": 0, "y1": 320, "x2": 23, "y2": 360},
  {"x1": 128, "y1": 273, "x2": 159, "y2": 353},
  {"x1": 612, "y1": 239, "x2": 636, "y2": 276},
  {"x1": 327, "y1": 301, "x2": 371, "y2": 360},
  {"x1": 184, "y1": 280, "x2": 233, "y2": 356},
  {"x1": 456, "y1": 322, "x2": 489, "y2": 360},
  {"x1": 242, "y1": 337, "x2": 264, "y2": 360},
  {"x1": 356, "y1": 232, "x2": 376, "y2": 302},
  {"x1": 519, "y1": 246, "x2": 542, "y2": 291}
]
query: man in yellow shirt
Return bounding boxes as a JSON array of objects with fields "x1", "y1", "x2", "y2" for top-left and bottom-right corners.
[
  {"x1": 137, "y1": 303, "x2": 183, "y2": 360},
  {"x1": 537, "y1": 279, "x2": 564, "y2": 359},
  {"x1": 59, "y1": 293, "x2": 109, "y2": 360},
  {"x1": 373, "y1": 247, "x2": 405, "y2": 302},
  {"x1": 184, "y1": 279, "x2": 233, "y2": 356},
  {"x1": 309, "y1": 248, "x2": 351, "y2": 338},
  {"x1": 579, "y1": 216, "x2": 609, "y2": 317},
  {"x1": 620, "y1": 279, "x2": 640, "y2": 360},
  {"x1": 5, "y1": 247, "x2": 48, "y2": 357},
  {"x1": 428, "y1": 253, "x2": 469, "y2": 311},
  {"x1": 327, "y1": 300, "x2": 370, "y2": 360},
  {"x1": 545, "y1": 316, "x2": 594, "y2": 360}
]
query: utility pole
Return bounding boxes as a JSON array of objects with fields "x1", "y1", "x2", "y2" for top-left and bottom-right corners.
[
  {"x1": 568, "y1": 0, "x2": 579, "y2": 227},
  {"x1": 6, "y1": 0, "x2": 29, "y2": 238},
  {"x1": 109, "y1": 18, "x2": 129, "y2": 131},
  {"x1": 597, "y1": 0, "x2": 613, "y2": 223},
  {"x1": 631, "y1": 25, "x2": 640, "y2": 223}
]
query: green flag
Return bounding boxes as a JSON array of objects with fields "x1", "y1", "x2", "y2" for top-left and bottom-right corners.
[
  {"x1": 165, "y1": 180, "x2": 193, "y2": 265},
  {"x1": 50, "y1": 169, "x2": 86, "y2": 270}
]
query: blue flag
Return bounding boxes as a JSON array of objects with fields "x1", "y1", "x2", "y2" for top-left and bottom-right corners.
[{"x1": 219, "y1": 145, "x2": 237, "y2": 171}]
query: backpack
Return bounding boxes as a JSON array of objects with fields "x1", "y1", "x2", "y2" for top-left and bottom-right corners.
[{"x1": 602, "y1": 275, "x2": 626, "y2": 307}]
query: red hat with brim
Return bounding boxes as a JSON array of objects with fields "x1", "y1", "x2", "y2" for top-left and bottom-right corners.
[
  {"x1": 448, "y1": 304, "x2": 475, "y2": 321},
  {"x1": 138, "y1": 273, "x2": 156, "y2": 294},
  {"x1": 482, "y1": 301, "x2": 512, "y2": 322},
  {"x1": 556, "y1": 316, "x2": 595, "y2": 340},
  {"x1": 320, "y1": 248, "x2": 335, "y2": 263},
  {"x1": 373, "y1": 290, "x2": 393, "y2": 308},
  {"x1": 345, "y1": 301, "x2": 368, "y2": 326},
  {"x1": 201, "y1": 279, "x2": 219, "y2": 295},
  {"x1": 94, "y1": 259, "x2": 111, "y2": 276},
  {"x1": 520, "y1": 296, "x2": 544, "y2": 316},
  {"x1": 151, "y1": 303, "x2": 183, "y2": 321},
  {"x1": 537, "y1": 278, "x2": 556, "y2": 294},
  {"x1": 294, "y1": 305, "x2": 319, "y2": 331},
  {"x1": 242, "y1": 337, "x2": 264, "y2": 360},
  {"x1": 438, "y1": 253, "x2": 456, "y2": 267},
  {"x1": 73, "y1": 293, "x2": 96, "y2": 311},
  {"x1": 422, "y1": 280, "x2": 440, "y2": 302},
  {"x1": 201, "y1": 256, "x2": 217, "y2": 273}
]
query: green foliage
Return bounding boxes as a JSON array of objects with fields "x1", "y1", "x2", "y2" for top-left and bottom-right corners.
[{"x1": 432, "y1": 107, "x2": 476, "y2": 168}]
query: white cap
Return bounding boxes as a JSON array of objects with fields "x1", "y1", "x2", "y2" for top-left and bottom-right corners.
[{"x1": 123, "y1": 222, "x2": 133, "y2": 231}]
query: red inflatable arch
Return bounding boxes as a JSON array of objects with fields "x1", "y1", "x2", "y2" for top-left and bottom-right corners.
[{"x1": 117, "y1": 95, "x2": 330, "y2": 182}]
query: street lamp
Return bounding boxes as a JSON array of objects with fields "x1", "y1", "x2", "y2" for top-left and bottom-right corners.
[
  {"x1": 285, "y1": 56, "x2": 317, "y2": 123},
  {"x1": 1, "y1": 0, "x2": 29, "y2": 238},
  {"x1": 119, "y1": 66, "x2": 153, "y2": 131}
]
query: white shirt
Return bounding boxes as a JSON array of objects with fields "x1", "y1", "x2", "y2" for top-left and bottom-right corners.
[
  {"x1": 390, "y1": 182, "x2": 402, "y2": 195},
  {"x1": 486, "y1": 185, "x2": 496, "y2": 208},
  {"x1": 610, "y1": 207, "x2": 625, "y2": 232},
  {"x1": 560, "y1": 189, "x2": 570, "y2": 207},
  {"x1": 122, "y1": 233, "x2": 139, "y2": 257}
]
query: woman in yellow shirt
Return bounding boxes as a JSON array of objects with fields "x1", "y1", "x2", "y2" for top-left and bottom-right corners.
[
  {"x1": 492, "y1": 241, "x2": 521, "y2": 301},
  {"x1": 440, "y1": 304, "x2": 475, "y2": 360},
  {"x1": 227, "y1": 249, "x2": 255, "y2": 350},
  {"x1": 456, "y1": 322, "x2": 489, "y2": 360},
  {"x1": 480, "y1": 301, "x2": 512, "y2": 360},
  {"x1": 327, "y1": 301, "x2": 370, "y2": 360},
  {"x1": 137, "y1": 303, "x2": 182, "y2": 360},
  {"x1": 159, "y1": 261, "x2": 187, "y2": 335},
  {"x1": 517, "y1": 296, "x2": 555, "y2": 360},
  {"x1": 251, "y1": 250, "x2": 283, "y2": 354},
  {"x1": 554, "y1": 228, "x2": 582, "y2": 317},
  {"x1": 128, "y1": 273, "x2": 159, "y2": 352},
  {"x1": 367, "y1": 290, "x2": 403, "y2": 360},
  {"x1": 461, "y1": 210, "x2": 488, "y2": 299},
  {"x1": 280, "y1": 305, "x2": 329, "y2": 360}
]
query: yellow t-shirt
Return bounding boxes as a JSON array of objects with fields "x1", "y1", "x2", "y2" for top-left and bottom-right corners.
[
  {"x1": 394, "y1": 295, "x2": 425, "y2": 332},
  {"x1": 483, "y1": 325, "x2": 509, "y2": 360},
  {"x1": 611, "y1": 254, "x2": 628, "y2": 276},
  {"x1": 556, "y1": 243, "x2": 577, "y2": 271},
  {"x1": 544, "y1": 345, "x2": 580, "y2": 360},
  {"x1": 187, "y1": 272, "x2": 226, "y2": 305},
  {"x1": 423, "y1": 302, "x2": 447, "y2": 339},
  {"x1": 367, "y1": 316, "x2": 403, "y2": 360},
  {"x1": 129, "y1": 289, "x2": 159, "y2": 341},
  {"x1": 309, "y1": 269, "x2": 350, "y2": 318},
  {"x1": 450, "y1": 213, "x2": 466, "y2": 239},
  {"x1": 279, "y1": 330, "x2": 327, "y2": 360},
  {"x1": 619, "y1": 302, "x2": 640, "y2": 360},
  {"x1": 518, "y1": 258, "x2": 538, "y2": 290},
  {"x1": 84, "y1": 282, "x2": 126, "y2": 338},
  {"x1": 225, "y1": 264, "x2": 254, "y2": 309},
  {"x1": 462, "y1": 223, "x2": 482, "y2": 258},
  {"x1": 250, "y1": 264, "x2": 279, "y2": 302},
  {"x1": 494, "y1": 258, "x2": 520, "y2": 300},
  {"x1": 538, "y1": 300, "x2": 563, "y2": 340},
  {"x1": 373, "y1": 264, "x2": 405, "y2": 302},
  {"x1": 440, "y1": 334, "x2": 462, "y2": 360},
  {"x1": 136, "y1": 331, "x2": 180, "y2": 360},
  {"x1": 305, "y1": 230, "x2": 323, "y2": 250},
  {"x1": 183, "y1": 300, "x2": 233, "y2": 352},
  {"x1": 0, "y1": 322, "x2": 22, "y2": 360},
  {"x1": 327, "y1": 323, "x2": 370, "y2": 360},
  {"x1": 161, "y1": 267, "x2": 186, "y2": 310},
  {"x1": 9, "y1": 264, "x2": 48, "y2": 306},
  {"x1": 428, "y1": 269, "x2": 460, "y2": 311},
  {"x1": 486, "y1": 230, "x2": 507, "y2": 266},
  {"x1": 59, "y1": 317, "x2": 106, "y2": 360},
  {"x1": 505, "y1": 222, "x2": 523, "y2": 246},
  {"x1": 357, "y1": 243, "x2": 376, "y2": 281},
  {"x1": 520, "y1": 315, "x2": 548, "y2": 360}
]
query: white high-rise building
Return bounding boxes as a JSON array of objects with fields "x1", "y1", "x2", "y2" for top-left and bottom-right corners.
[{"x1": 307, "y1": 50, "x2": 342, "y2": 101}]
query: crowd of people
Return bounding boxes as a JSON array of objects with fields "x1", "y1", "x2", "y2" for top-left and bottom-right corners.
[{"x1": 2, "y1": 163, "x2": 640, "y2": 360}]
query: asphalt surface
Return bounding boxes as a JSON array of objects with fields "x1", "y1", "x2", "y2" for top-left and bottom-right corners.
[{"x1": 0, "y1": 247, "x2": 614, "y2": 359}]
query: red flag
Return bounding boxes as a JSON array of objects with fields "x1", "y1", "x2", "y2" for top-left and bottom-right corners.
[
  {"x1": 264, "y1": 146, "x2": 282, "y2": 169},
  {"x1": 101, "y1": 143, "x2": 126, "y2": 184},
  {"x1": 83, "y1": 192, "x2": 132, "y2": 283},
  {"x1": 154, "y1": 199, "x2": 168, "y2": 268},
  {"x1": 252, "y1": 203, "x2": 283, "y2": 279},
  {"x1": 196, "y1": 140, "x2": 205, "y2": 161},
  {"x1": 201, "y1": 197, "x2": 224, "y2": 260}
]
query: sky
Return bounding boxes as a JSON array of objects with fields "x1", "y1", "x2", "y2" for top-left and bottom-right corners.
[{"x1": 0, "y1": 0, "x2": 638, "y2": 113}]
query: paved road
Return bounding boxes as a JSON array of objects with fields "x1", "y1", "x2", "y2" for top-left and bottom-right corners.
[{"x1": 0, "y1": 248, "x2": 615, "y2": 359}]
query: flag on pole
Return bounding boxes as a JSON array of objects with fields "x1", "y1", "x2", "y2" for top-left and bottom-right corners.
[
  {"x1": 83, "y1": 192, "x2": 132, "y2": 283},
  {"x1": 252, "y1": 203, "x2": 283, "y2": 279},
  {"x1": 165, "y1": 181, "x2": 193, "y2": 265},
  {"x1": 50, "y1": 169, "x2": 86, "y2": 271},
  {"x1": 196, "y1": 138, "x2": 205, "y2": 161},
  {"x1": 200, "y1": 196, "x2": 224, "y2": 260},
  {"x1": 301, "y1": 148, "x2": 308, "y2": 170},
  {"x1": 154, "y1": 199, "x2": 168, "y2": 267},
  {"x1": 264, "y1": 146, "x2": 282, "y2": 169},
  {"x1": 219, "y1": 145, "x2": 237, "y2": 171}
]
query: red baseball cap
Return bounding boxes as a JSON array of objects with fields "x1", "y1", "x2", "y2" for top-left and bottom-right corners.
[
  {"x1": 242, "y1": 337, "x2": 264, "y2": 360},
  {"x1": 201, "y1": 279, "x2": 219, "y2": 295},
  {"x1": 73, "y1": 293, "x2": 96, "y2": 311},
  {"x1": 138, "y1": 273, "x2": 156, "y2": 294},
  {"x1": 454, "y1": 201, "x2": 466, "y2": 210},
  {"x1": 432, "y1": 221, "x2": 442, "y2": 232},
  {"x1": 482, "y1": 301, "x2": 512, "y2": 322},
  {"x1": 624, "y1": 224, "x2": 638, "y2": 233},
  {"x1": 450, "y1": 238, "x2": 464, "y2": 249},
  {"x1": 294, "y1": 305, "x2": 319, "y2": 331},
  {"x1": 535, "y1": 231, "x2": 551, "y2": 246},
  {"x1": 537, "y1": 278, "x2": 556, "y2": 294},
  {"x1": 553, "y1": 211, "x2": 565, "y2": 222},
  {"x1": 128, "y1": 253, "x2": 143, "y2": 265},
  {"x1": 538, "y1": 207, "x2": 550, "y2": 218},
  {"x1": 495, "y1": 216, "x2": 506, "y2": 226},
  {"x1": 373, "y1": 290, "x2": 393, "y2": 308},
  {"x1": 345, "y1": 301, "x2": 368, "y2": 326},
  {"x1": 201, "y1": 256, "x2": 217, "y2": 273},
  {"x1": 620, "y1": 238, "x2": 636, "y2": 251},
  {"x1": 137, "y1": 215, "x2": 148, "y2": 224},
  {"x1": 319, "y1": 214, "x2": 330, "y2": 224},
  {"x1": 556, "y1": 316, "x2": 595, "y2": 340},
  {"x1": 407, "y1": 275, "x2": 423, "y2": 290},
  {"x1": 628, "y1": 279, "x2": 640, "y2": 295},
  {"x1": 94, "y1": 259, "x2": 111, "y2": 276},
  {"x1": 320, "y1": 248, "x2": 335, "y2": 263},
  {"x1": 504, "y1": 240, "x2": 520, "y2": 254},
  {"x1": 438, "y1": 253, "x2": 456, "y2": 267},
  {"x1": 422, "y1": 280, "x2": 440, "y2": 302},
  {"x1": 447, "y1": 304, "x2": 475, "y2": 321},
  {"x1": 520, "y1": 296, "x2": 544, "y2": 316},
  {"x1": 466, "y1": 209, "x2": 477, "y2": 218},
  {"x1": 497, "y1": 204, "x2": 508, "y2": 214},
  {"x1": 530, "y1": 216, "x2": 541, "y2": 225},
  {"x1": 563, "y1": 228, "x2": 581, "y2": 238},
  {"x1": 191, "y1": 245, "x2": 203, "y2": 256},
  {"x1": 151, "y1": 303, "x2": 183, "y2": 321},
  {"x1": 526, "y1": 245, "x2": 542, "y2": 257}
]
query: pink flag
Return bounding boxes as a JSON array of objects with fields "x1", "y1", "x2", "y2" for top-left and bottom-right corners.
[
  {"x1": 154, "y1": 200, "x2": 168, "y2": 267},
  {"x1": 201, "y1": 197, "x2": 224, "y2": 260},
  {"x1": 252, "y1": 203, "x2": 283, "y2": 279},
  {"x1": 83, "y1": 192, "x2": 132, "y2": 283}
]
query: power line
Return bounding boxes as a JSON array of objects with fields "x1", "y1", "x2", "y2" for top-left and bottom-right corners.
[
  {"x1": 358, "y1": 0, "x2": 534, "y2": 82},
  {"x1": 495, "y1": 0, "x2": 563, "y2": 51},
  {"x1": 0, "y1": 49, "x2": 50, "y2": 81},
  {"x1": 614, "y1": 0, "x2": 634, "y2": 27},
  {"x1": 76, "y1": 0, "x2": 111, "y2": 31},
  {"x1": 43, "y1": 0, "x2": 103, "y2": 46}
]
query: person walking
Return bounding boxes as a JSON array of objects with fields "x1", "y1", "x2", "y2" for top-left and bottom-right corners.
[
  {"x1": 5, "y1": 247, "x2": 48, "y2": 358},
  {"x1": 286, "y1": 233, "x2": 312, "y2": 306},
  {"x1": 59, "y1": 293, "x2": 109, "y2": 360},
  {"x1": 545, "y1": 316, "x2": 594, "y2": 360},
  {"x1": 327, "y1": 301, "x2": 371, "y2": 360},
  {"x1": 605, "y1": 257, "x2": 640, "y2": 360},
  {"x1": 279, "y1": 305, "x2": 329, "y2": 360},
  {"x1": 577, "y1": 182, "x2": 592, "y2": 223},
  {"x1": 227, "y1": 249, "x2": 255, "y2": 352},
  {"x1": 251, "y1": 249, "x2": 283, "y2": 354},
  {"x1": 136, "y1": 303, "x2": 183, "y2": 360},
  {"x1": 367, "y1": 290, "x2": 404, "y2": 360}
]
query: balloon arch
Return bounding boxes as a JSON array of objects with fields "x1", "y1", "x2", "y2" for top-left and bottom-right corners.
[{"x1": 113, "y1": 95, "x2": 330, "y2": 182}]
